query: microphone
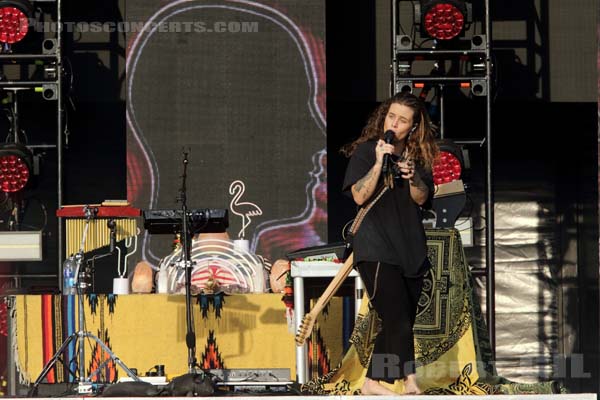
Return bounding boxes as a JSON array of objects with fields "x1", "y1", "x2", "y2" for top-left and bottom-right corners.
[
  {"x1": 381, "y1": 130, "x2": 395, "y2": 174},
  {"x1": 107, "y1": 219, "x2": 116, "y2": 253}
]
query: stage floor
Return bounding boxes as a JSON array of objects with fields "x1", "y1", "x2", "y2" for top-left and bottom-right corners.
[
  {"x1": 10, "y1": 382, "x2": 599, "y2": 400},
  {"x1": 8, "y1": 395, "x2": 599, "y2": 400}
]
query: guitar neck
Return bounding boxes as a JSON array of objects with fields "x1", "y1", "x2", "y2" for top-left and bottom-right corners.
[{"x1": 306, "y1": 253, "x2": 355, "y2": 317}]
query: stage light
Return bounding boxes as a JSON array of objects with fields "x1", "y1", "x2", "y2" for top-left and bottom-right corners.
[
  {"x1": 433, "y1": 139, "x2": 464, "y2": 185},
  {"x1": 0, "y1": 0, "x2": 33, "y2": 44},
  {"x1": 431, "y1": 139, "x2": 466, "y2": 228},
  {"x1": 417, "y1": 0, "x2": 469, "y2": 41},
  {"x1": 0, "y1": 142, "x2": 32, "y2": 193}
]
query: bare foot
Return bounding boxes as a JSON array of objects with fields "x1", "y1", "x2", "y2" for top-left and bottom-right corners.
[
  {"x1": 361, "y1": 377, "x2": 400, "y2": 395},
  {"x1": 403, "y1": 374, "x2": 421, "y2": 395}
]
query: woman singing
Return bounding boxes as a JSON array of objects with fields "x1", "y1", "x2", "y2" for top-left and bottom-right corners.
[{"x1": 342, "y1": 92, "x2": 439, "y2": 395}]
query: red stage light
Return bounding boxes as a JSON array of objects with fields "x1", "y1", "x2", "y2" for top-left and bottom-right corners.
[
  {"x1": 0, "y1": 154, "x2": 29, "y2": 192},
  {"x1": 419, "y1": 0, "x2": 468, "y2": 41},
  {"x1": 0, "y1": 6, "x2": 28, "y2": 44},
  {"x1": 0, "y1": 0, "x2": 32, "y2": 44},
  {"x1": 0, "y1": 143, "x2": 32, "y2": 193},
  {"x1": 433, "y1": 150, "x2": 462, "y2": 185},
  {"x1": 431, "y1": 140, "x2": 467, "y2": 228},
  {"x1": 424, "y1": 3, "x2": 464, "y2": 40}
]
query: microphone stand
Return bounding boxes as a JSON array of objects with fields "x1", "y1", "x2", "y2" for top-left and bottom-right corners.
[{"x1": 177, "y1": 150, "x2": 197, "y2": 373}]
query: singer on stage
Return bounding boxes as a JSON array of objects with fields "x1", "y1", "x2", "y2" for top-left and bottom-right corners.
[{"x1": 341, "y1": 92, "x2": 439, "y2": 395}]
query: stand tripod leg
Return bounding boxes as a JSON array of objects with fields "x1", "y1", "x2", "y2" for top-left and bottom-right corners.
[
  {"x1": 28, "y1": 330, "x2": 140, "y2": 397},
  {"x1": 28, "y1": 332, "x2": 78, "y2": 396},
  {"x1": 80, "y1": 332, "x2": 140, "y2": 382}
]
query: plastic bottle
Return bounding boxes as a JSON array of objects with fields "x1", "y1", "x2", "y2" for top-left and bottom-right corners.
[
  {"x1": 156, "y1": 268, "x2": 168, "y2": 294},
  {"x1": 62, "y1": 256, "x2": 77, "y2": 295}
]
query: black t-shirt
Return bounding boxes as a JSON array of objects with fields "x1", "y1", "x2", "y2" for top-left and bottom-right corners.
[{"x1": 342, "y1": 140, "x2": 434, "y2": 277}]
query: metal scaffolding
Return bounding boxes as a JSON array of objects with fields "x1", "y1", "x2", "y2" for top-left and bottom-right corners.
[{"x1": 391, "y1": 0, "x2": 495, "y2": 355}]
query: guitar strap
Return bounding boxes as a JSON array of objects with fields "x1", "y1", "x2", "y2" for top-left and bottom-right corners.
[
  {"x1": 343, "y1": 184, "x2": 390, "y2": 259},
  {"x1": 294, "y1": 183, "x2": 391, "y2": 346}
]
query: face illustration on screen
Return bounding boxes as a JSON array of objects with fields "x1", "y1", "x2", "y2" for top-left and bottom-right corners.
[{"x1": 126, "y1": 0, "x2": 327, "y2": 264}]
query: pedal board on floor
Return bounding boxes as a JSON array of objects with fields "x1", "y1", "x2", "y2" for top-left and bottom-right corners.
[{"x1": 208, "y1": 368, "x2": 292, "y2": 388}]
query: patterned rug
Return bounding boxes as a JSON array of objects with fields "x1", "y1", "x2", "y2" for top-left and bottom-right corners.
[
  {"x1": 301, "y1": 228, "x2": 564, "y2": 395},
  {"x1": 14, "y1": 293, "x2": 295, "y2": 384}
]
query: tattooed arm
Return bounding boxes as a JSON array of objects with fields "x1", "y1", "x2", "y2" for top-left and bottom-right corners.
[
  {"x1": 409, "y1": 173, "x2": 429, "y2": 205},
  {"x1": 351, "y1": 163, "x2": 382, "y2": 206},
  {"x1": 351, "y1": 139, "x2": 390, "y2": 206}
]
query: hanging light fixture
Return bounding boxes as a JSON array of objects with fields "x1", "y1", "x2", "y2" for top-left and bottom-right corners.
[
  {"x1": 431, "y1": 139, "x2": 466, "y2": 228},
  {"x1": 0, "y1": 87, "x2": 33, "y2": 193},
  {"x1": 0, "y1": 0, "x2": 33, "y2": 44},
  {"x1": 433, "y1": 144, "x2": 463, "y2": 185},
  {"x1": 417, "y1": 0, "x2": 470, "y2": 41},
  {"x1": 0, "y1": 142, "x2": 32, "y2": 193}
]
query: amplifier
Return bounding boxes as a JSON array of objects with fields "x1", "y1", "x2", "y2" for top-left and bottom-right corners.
[{"x1": 143, "y1": 209, "x2": 228, "y2": 234}]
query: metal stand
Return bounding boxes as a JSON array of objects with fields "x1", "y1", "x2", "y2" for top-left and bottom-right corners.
[
  {"x1": 28, "y1": 206, "x2": 139, "y2": 396},
  {"x1": 5, "y1": 87, "x2": 31, "y2": 232},
  {"x1": 28, "y1": 328, "x2": 139, "y2": 395},
  {"x1": 141, "y1": 153, "x2": 228, "y2": 375},
  {"x1": 178, "y1": 151, "x2": 199, "y2": 373}
]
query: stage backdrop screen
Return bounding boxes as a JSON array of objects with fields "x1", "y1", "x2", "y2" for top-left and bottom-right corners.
[{"x1": 126, "y1": 0, "x2": 326, "y2": 265}]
